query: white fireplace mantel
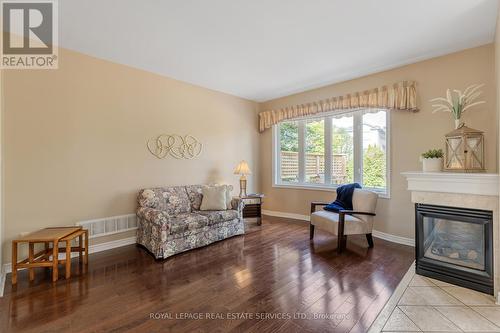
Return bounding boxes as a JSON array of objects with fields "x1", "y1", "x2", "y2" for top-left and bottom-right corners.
[{"x1": 401, "y1": 172, "x2": 499, "y2": 197}]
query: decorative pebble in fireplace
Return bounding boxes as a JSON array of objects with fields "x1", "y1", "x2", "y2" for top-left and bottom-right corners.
[{"x1": 416, "y1": 204, "x2": 493, "y2": 295}]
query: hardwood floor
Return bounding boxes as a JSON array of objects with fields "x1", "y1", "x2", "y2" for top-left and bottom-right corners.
[{"x1": 0, "y1": 217, "x2": 414, "y2": 333}]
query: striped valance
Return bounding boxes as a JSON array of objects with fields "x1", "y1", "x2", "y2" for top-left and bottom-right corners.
[{"x1": 258, "y1": 81, "x2": 418, "y2": 132}]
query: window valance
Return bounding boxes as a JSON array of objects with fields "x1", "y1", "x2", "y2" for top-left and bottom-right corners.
[{"x1": 258, "y1": 80, "x2": 418, "y2": 132}]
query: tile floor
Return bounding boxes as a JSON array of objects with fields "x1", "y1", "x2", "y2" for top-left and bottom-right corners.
[{"x1": 370, "y1": 263, "x2": 500, "y2": 332}]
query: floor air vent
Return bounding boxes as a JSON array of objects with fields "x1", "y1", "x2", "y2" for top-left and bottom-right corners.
[{"x1": 77, "y1": 214, "x2": 137, "y2": 238}]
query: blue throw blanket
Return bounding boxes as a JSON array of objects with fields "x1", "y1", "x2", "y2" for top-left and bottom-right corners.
[{"x1": 324, "y1": 183, "x2": 361, "y2": 212}]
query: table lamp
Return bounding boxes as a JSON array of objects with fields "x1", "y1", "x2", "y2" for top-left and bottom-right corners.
[{"x1": 233, "y1": 160, "x2": 251, "y2": 197}]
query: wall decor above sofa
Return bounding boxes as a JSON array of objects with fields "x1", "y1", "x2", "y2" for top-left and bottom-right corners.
[{"x1": 147, "y1": 134, "x2": 202, "y2": 159}]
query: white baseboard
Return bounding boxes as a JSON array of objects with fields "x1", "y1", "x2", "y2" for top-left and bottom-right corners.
[
  {"x1": 88, "y1": 236, "x2": 136, "y2": 254},
  {"x1": 262, "y1": 209, "x2": 415, "y2": 247},
  {"x1": 262, "y1": 209, "x2": 310, "y2": 221},
  {"x1": 371, "y1": 230, "x2": 414, "y2": 247},
  {"x1": 2, "y1": 236, "x2": 137, "y2": 275}
]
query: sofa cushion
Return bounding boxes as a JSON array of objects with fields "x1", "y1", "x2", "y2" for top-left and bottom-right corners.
[
  {"x1": 310, "y1": 210, "x2": 368, "y2": 235},
  {"x1": 168, "y1": 213, "x2": 209, "y2": 235},
  {"x1": 197, "y1": 210, "x2": 239, "y2": 224},
  {"x1": 162, "y1": 186, "x2": 192, "y2": 215},
  {"x1": 185, "y1": 185, "x2": 204, "y2": 210}
]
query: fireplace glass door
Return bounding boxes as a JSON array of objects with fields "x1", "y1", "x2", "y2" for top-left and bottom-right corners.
[{"x1": 422, "y1": 216, "x2": 485, "y2": 270}]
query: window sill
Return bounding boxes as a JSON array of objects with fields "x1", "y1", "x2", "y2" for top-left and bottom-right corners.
[{"x1": 272, "y1": 183, "x2": 390, "y2": 199}]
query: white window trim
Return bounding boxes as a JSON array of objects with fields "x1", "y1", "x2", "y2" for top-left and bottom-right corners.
[{"x1": 272, "y1": 109, "x2": 391, "y2": 199}]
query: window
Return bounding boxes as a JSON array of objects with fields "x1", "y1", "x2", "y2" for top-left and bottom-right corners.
[
  {"x1": 305, "y1": 119, "x2": 324, "y2": 183},
  {"x1": 279, "y1": 121, "x2": 299, "y2": 182},
  {"x1": 331, "y1": 114, "x2": 354, "y2": 185},
  {"x1": 362, "y1": 111, "x2": 387, "y2": 191},
  {"x1": 274, "y1": 108, "x2": 389, "y2": 195}
]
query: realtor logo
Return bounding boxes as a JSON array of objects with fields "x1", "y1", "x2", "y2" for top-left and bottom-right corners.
[{"x1": 1, "y1": 0, "x2": 58, "y2": 69}]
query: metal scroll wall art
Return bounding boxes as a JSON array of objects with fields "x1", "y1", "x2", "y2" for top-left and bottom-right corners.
[{"x1": 147, "y1": 134, "x2": 203, "y2": 160}]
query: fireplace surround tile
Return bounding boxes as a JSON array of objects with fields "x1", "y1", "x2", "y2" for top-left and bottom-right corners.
[
  {"x1": 427, "y1": 277, "x2": 454, "y2": 287},
  {"x1": 409, "y1": 275, "x2": 436, "y2": 287},
  {"x1": 471, "y1": 306, "x2": 500, "y2": 327},
  {"x1": 382, "y1": 307, "x2": 420, "y2": 332},
  {"x1": 434, "y1": 306, "x2": 500, "y2": 332},
  {"x1": 441, "y1": 286, "x2": 497, "y2": 305},
  {"x1": 398, "y1": 287, "x2": 463, "y2": 306},
  {"x1": 370, "y1": 265, "x2": 500, "y2": 333},
  {"x1": 398, "y1": 306, "x2": 460, "y2": 332}
]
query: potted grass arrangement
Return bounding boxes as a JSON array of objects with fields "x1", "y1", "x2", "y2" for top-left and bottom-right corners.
[
  {"x1": 421, "y1": 149, "x2": 443, "y2": 172},
  {"x1": 430, "y1": 83, "x2": 485, "y2": 129}
]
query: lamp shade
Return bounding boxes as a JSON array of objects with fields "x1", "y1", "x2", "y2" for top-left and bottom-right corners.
[{"x1": 233, "y1": 160, "x2": 252, "y2": 175}]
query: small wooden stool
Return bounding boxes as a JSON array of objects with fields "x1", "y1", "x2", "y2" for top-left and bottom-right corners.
[{"x1": 59, "y1": 229, "x2": 89, "y2": 279}]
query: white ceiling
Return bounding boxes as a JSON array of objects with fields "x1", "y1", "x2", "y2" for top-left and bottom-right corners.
[{"x1": 59, "y1": 0, "x2": 499, "y2": 102}]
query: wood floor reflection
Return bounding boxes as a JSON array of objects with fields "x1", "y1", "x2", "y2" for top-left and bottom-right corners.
[{"x1": 0, "y1": 217, "x2": 414, "y2": 333}]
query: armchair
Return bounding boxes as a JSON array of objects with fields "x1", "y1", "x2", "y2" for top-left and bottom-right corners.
[{"x1": 310, "y1": 189, "x2": 378, "y2": 253}]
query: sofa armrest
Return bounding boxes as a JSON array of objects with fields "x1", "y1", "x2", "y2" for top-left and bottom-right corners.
[
  {"x1": 231, "y1": 197, "x2": 245, "y2": 215},
  {"x1": 137, "y1": 207, "x2": 170, "y2": 227}
]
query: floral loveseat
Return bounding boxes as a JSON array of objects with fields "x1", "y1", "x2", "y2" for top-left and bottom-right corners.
[{"x1": 136, "y1": 185, "x2": 245, "y2": 259}]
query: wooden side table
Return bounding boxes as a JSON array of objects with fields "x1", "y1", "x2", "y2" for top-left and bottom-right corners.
[
  {"x1": 11, "y1": 226, "x2": 85, "y2": 285},
  {"x1": 241, "y1": 194, "x2": 264, "y2": 225},
  {"x1": 60, "y1": 229, "x2": 89, "y2": 279}
]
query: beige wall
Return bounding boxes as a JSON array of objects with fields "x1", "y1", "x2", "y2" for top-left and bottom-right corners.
[
  {"x1": 2, "y1": 48, "x2": 259, "y2": 263},
  {"x1": 1, "y1": 43, "x2": 497, "y2": 264},
  {"x1": 259, "y1": 44, "x2": 497, "y2": 239}
]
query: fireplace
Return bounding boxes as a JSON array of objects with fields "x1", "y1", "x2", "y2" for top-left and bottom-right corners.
[{"x1": 416, "y1": 203, "x2": 494, "y2": 295}]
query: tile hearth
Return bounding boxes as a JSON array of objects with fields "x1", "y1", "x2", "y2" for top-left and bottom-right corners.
[{"x1": 370, "y1": 263, "x2": 500, "y2": 332}]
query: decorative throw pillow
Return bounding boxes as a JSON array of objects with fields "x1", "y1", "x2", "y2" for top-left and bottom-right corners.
[
  {"x1": 200, "y1": 185, "x2": 227, "y2": 210},
  {"x1": 224, "y1": 184, "x2": 233, "y2": 210},
  {"x1": 210, "y1": 184, "x2": 234, "y2": 210}
]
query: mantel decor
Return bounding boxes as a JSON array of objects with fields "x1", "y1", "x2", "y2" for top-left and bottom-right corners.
[
  {"x1": 147, "y1": 134, "x2": 202, "y2": 160},
  {"x1": 421, "y1": 149, "x2": 443, "y2": 172},
  {"x1": 430, "y1": 83, "x2": 485, "y2": 129},
  {"x1": 444, "y1": 124, "x2": 485, "y2": 172}
]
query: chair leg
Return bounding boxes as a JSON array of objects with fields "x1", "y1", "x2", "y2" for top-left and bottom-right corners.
[
  {"x1": 309, "y1": 224, "x2": 315, "y2": 240},
  {"x1": 337, "y1": 214, "x2": 346, "y2": 254},
  {"x1": 337, "y1": 235, "x2": 347, "y2": 254},
  {"x1": 366, "y1": 233, "x2": 374, "y2": 248}
]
